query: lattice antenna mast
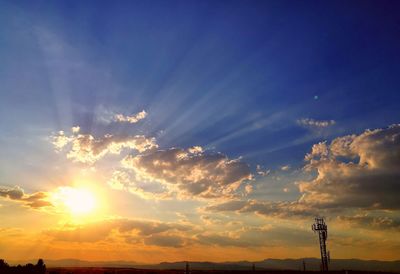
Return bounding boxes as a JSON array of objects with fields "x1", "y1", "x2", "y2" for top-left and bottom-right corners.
[
  {"x1": 312, "y1": 217, "x2": 329, "y2": 271},
  {"x1": 185, "y1": 261, "x2": 190, "y2": 274}
]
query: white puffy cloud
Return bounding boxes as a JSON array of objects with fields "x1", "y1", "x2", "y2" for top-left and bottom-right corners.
[
  {"x1": 299, "y1": 124, "x2": 400, "y2": 210},
  {"x1": 206, "y1": 124, "x2": 400, "y2": 223},
  {"x1": 71, "y1": 126, "x2": 80, "y2": 133},
  {"x1": 122, "y1": 147, "x2": 252, "y2": 199},
  {"x1": 52, "y1": 128, "x2": 158, "y2": 164},
  {"x1": 95, "y1": 106, "x2": 147, "y2": 124},
  {"x1": 114, "y1": 110, "x2": 147, "y2": 124}
]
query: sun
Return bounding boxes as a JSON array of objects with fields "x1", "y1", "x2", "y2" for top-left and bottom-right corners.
[
  {"x1": 63, "y1": 188, "x2": 96, "y2": 215},
  {"x1": 54, "y1": 187, "x2": 97, "y2": 216}
]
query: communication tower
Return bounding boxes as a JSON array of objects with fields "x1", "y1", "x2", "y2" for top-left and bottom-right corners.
[
  {"x1": 184, "y1": 261, "x2": 190, "y2": 274},
  {"x1": 312, "y1": 217, "x2": 330, "y2": 271}
]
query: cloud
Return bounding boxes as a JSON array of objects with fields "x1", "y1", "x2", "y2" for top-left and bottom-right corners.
[
  {"x1": 207, "y1": 124, "x2": 400, "y2": 220},
  {"x1": 283, "y1": 187, "x2": 290, "y2": 193},
  {"x1": 244, "y1": 184, "x2": 253, "y2": 194},
  {"x1": 95, "y1": 106, "x2": 148, "y2": 125},
  {"x1": 195, "y1": 225, "x2": 314, "y2": 247},
  {"x1": 45, "y1": 218, "x2": 191, "y2": 247},
  {"x1": 71, "y1": 126, "x2": 80, "y2": 133},
  {"x1": 143, "y1": 234, "x2": 185, "y2": 248},
  {"x1": 280, "y1": 165, "x2": 291, "y2": 171},
  {"x1": 51, "y1": 119, "x2": 253, "y2": 201},
  {"x1": 114, "y1": 110, "x2": 148, "y2": 124},
  {"x1": 52, "y1": 128, "x2": 158, "y2": 164},
  {"x1": 117, "y1": 219, "x2": 190, "y2": 236},
  {"x1": 337, "y1": 214, "x2": 400, "y2": 230},
  {"x1": 256, "y1": 165, "x2": 270, "y2": 176},
  {"x1": 122, "y1": 147, "x2": 252, "y2": 199},
  {"x1": 195, "y1": 233, "x2": 253, "y2": 247},
  {"x1": 297, "y1": 118, "x2": 336, "y2": 128},
  {"x1": 200, "y1": 215, "x2": 225, "y2": 225},
  {"x1": 107, "y1": 170, "x2": 171, "y2": 200},
  {"x1": 45, "y1": 221, "x2": 114, "y2": 242},
  {"x1": 45, "y1": 217, "x2": 314, "y2": 249},
  {"x1": 205, "y1": 199, "x2": 316, "y2": 219},
  {"x1": 0, "y1": 186, "x2": 52, "y2": 209},
  {"x1": 299, "y1": 124, "x2": 400, "y2": 210}
]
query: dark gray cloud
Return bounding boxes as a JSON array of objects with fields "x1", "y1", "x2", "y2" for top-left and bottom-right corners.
[{"x1": 0, "y1": 186, "x2": 52, "y2": 209}]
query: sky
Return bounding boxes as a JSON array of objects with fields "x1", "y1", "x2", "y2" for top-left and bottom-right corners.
[{"x1": 0, "y1": 0, "x2": 400, "y2": 263}]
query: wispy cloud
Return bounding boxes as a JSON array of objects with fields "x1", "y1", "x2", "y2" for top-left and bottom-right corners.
[
  {"x1": 297, "y1": 118, "x2": 336, "y2": 128},
  {"x1": 107, "y1": 170, "x2": 171, "y2": 200},
  {"x1": 337, "y1": 214, "x2": 400, "y2": 230},
  {"x1": 44, "y1": 218, "x2": 192, "y2": 248},
  {"x1": 195, "y1": 225, "x2": 314, "y2": 248}
]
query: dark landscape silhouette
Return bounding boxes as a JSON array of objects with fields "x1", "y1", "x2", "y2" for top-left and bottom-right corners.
[
  {"x1": 0, "y1": 259, "x2": 46, "y2": 274},
  {"x1": 2, "y1": 258, "x2": 400, "y2": 274}
]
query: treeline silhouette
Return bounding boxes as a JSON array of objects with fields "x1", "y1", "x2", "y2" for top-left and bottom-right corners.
[{"x1": 0, "y1": 259, "x2": 46, "y2": 274}]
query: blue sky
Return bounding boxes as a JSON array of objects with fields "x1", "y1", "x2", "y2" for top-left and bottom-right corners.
[
  {"x1": 1, "y1": 1, "x2": 400, "y2": 170},
  {"x1": 0, "y1": 0, "x2": 400, "y2": 262}
]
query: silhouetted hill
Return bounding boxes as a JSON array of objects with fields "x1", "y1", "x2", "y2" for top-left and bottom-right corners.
[
  {"x1": 10, "y1": 258, "x2": 400, "y2": 272},
  {"x1": 254, "y1": 258, "x2": 400, "y2": 271},
  {"x1": 136, "y1": 259, "x2": 400, "y2": 272}
]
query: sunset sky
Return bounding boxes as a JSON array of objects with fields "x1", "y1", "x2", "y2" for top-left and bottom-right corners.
[{"x1": 1, "y1": 0, "x2": 400, "y2": 263}]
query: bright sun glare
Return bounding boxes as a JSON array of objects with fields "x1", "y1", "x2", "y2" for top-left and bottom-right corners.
[{"x1": 55, "y1": 187, "x2": 97, "y2": 215}]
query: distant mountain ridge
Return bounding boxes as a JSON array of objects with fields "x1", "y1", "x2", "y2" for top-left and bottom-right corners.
[
  {"x1": 9, "y1": 258, "x2": 400, "y2": 272},
  {"x1": 142, "y1": 259, "x2": 400, "y2": 272}
]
